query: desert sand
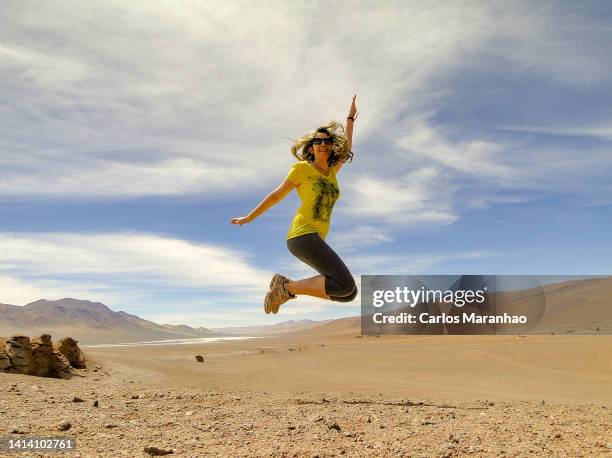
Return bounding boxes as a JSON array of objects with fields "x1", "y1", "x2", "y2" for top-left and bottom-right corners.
[{"x1": 1, "y1": 324, "x2": 611, "y2": 457}]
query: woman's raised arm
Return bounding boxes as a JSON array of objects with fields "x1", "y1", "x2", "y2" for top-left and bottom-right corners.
[
  {"x1": 345, "y1": 94, "x2": 358, "y2": 150},
  {"x1": 230, "y1": 178, "x2": 297, "y2": 225},
  {"x1": 336, "y1": 94, "x2": 357, "y2": 173}
]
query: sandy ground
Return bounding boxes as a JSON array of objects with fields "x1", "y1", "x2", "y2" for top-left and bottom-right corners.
[
  {"x1": 1, "y1": 332, "x2": 611, "y2": 456},
  {"x1": 83, "y1": 333, "x2": 612, "y2": 405}
]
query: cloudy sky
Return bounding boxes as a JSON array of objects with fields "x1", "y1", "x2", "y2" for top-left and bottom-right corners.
[{"x1": 1, "y1": 1, "x2": 611, "y2": 328}]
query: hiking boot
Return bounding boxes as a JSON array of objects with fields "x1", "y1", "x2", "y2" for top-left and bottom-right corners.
[
  {"x1": 264, "y1": 273, "x2": 281, "y2": 314},
  {"x1": 264, "y1": 273, "x2": 296, "y2": 314}
]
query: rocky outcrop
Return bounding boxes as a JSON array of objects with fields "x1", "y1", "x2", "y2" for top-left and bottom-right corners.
[
  {"x1": 30, "y1": 334, "x2": 56, "y2": 376},
  {"x1": 5, "y1": 335, "x2": 33, "y2": 374},
  {"x1": 0, "y1": 334, "x2": 86, "y2": 379},
  {"x1": 53, "y1": 351, "x2": 73, "y2": 374},
  {"x1": 56, "y1": 337, "x2": 86, "y2": 369}
]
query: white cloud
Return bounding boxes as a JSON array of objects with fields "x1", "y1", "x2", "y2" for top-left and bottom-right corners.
[
  {"x1": 480, "y1": 3, "x2": 611, "y2": 87},
  {"x1": 500, "y1": 125, "x2": 612, "y2": 141},
  {"x1": 395, "y1": 115, "x2": 519, "y2": 183},
  {"x1": 0, "y1": 275, "x2": 133, "y2": 306},
  {"x1": 0, "y1": 229, "x2": 496, "y2": 326},
  {"x1": 1, "y1": 1, "x2": 608, "y2": 238},
  {"x1": 326, "y1": 225, "x2": 393, "y2": 252},
  {"x1": 3, "y1": 0, "x2": 593, "y2": 200},
  {"x1": 0, "y1": 231, "x2": 272, "y2": 306},
  {"x1": 0, "y1": 156, "x2": 265, "y2": 198},
  {"x1": 340, "y1": 166, "x2": 459, "y2": 226},
  {"x1": 346, "y1": 250, "x2": 495, "y2": 275}
]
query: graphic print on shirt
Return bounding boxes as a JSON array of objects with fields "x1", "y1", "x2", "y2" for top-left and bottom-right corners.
[{"x1": 309, "y1": 176, "x2": 339, "y2": 222}]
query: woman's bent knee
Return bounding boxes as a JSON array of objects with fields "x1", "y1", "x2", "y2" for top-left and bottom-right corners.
[
  {"x1": 333, "y1": 285, "x2": 358, "y2": 302},
  {"x1": 325, "y1": 275, "x2": 355, "y2": 298},
  {"x1": 337, "y1": 278, "x2": 357, "y2": 298}
]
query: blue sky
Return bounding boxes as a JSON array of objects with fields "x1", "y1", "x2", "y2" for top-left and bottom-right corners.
[{"x1": 1, "y1": 1, "x2": 611, "y2": 327}]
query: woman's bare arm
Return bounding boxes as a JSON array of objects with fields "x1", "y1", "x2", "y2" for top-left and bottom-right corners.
[
  {"x1": 338, "y1": 94, "x2": 357, "y2": 173},
  {"x1": 346, "y1": 94, "x2": 356, "y2": 150},
  {"x1": 230, "y1": 178, "x2": 297, "y2": 225}
]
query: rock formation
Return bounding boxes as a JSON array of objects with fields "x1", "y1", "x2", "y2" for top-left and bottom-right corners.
[
  {"x1": 0, "y1": 334, "x2": 86, "y2": 379},
  {"x1": 56, "y1": 337, "x2": 87, "y2": 369},
  {"x1": 30, "y1": 334, "x2": 56, "y2": 376},
  {"x1": 4, "y1": 335, "x2": 33, "y2": 374}
]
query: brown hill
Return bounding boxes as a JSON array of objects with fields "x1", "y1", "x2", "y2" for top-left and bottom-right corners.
[
  {"x1": 0, "y1": 298, "x2": 220, "y2": 345},
  {"x1": 294, "y1": 277, "x2": 611, "y2": 338},
  {"x1": 0, "y1": 299, "x2": 334, "y2": 346}
]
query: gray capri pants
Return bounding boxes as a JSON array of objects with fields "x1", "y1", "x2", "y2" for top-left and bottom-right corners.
[{"x1": 286, "y1": 232, "x2": 358, "y2": 302}]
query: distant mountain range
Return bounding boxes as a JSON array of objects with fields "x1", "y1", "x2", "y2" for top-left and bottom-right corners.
[
  {"x1": 210, "y1": 319, "x2": 335, "y2": 336},
  {"x1": 2, "y1": 277, "x2": 607, "y2": 346},
  {"x1": 0, "y1": 298, "x2": 328, "y2": 345}
]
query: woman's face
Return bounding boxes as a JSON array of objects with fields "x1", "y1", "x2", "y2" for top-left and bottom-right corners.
[{"x1": 311, "y1": 132, "x2": 333, "y2": 162}]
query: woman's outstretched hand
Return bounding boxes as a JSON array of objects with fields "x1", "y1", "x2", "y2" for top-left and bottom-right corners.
[
  {"x1": 348, "y1": 94, "x2": 358, "y2": 120},
  {"x1": 230, "y1": 216, "x2": 251, "y2": 225}
]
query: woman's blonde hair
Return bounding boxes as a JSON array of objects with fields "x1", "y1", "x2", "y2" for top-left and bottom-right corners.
[{"x1": 290, "y1": 121, "x2": 353, "y2": 167}]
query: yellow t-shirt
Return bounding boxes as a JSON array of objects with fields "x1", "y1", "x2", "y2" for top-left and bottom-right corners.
[{"x1": 285, "y1": 161, "x2": 340, "y2": 240}]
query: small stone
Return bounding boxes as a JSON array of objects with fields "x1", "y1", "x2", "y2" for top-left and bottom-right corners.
[
  {"x1": 131, "y1": 395, "x2": 140, "y2": 399},
  {"x1": 93, "y1": 400, "x2": 99, "y2": 407},
  {"x1": 195, "y1": 355, "x2": 204, "y2": 362},
  {"x1": 606, "y1": 443, "x2": 612, "y2": 449},
  {"x1": 554, "y1": 433, "x2": 561, "y2": 439},
  {"x1": 539, "y1": 400, "x2": 545, "y2": 406},
  {"x1": 105, "y1": 423, "x2": 118, "y2": 429},
  {"x1": 59, "y1": 421, "x2": 71, "y2": 431},
  {"x1": 143, "y1": 445, "x2": 174, "y2": 455},
  {"x1": 325, "y1": 419, "x2": 341, "y2": 431},
  {"x1": 72, "y1": 397, "x2": 84, "y2": 403},
  {"x1": 184, "y1": 411, "x2": 193, "y2": 416}
]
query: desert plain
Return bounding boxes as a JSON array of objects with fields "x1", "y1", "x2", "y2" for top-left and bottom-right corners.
[{"x1": 1, "y1": 317, "x2": 611, "y2": 457}]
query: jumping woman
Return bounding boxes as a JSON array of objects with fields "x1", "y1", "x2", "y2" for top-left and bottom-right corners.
[{"x1": 230, "y1": 95, "x2": 359, "y2": 314}]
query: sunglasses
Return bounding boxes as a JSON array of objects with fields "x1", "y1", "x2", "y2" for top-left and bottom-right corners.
[{"x1": 312, "y1": 137, "x2": 334, "y2": 145}]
